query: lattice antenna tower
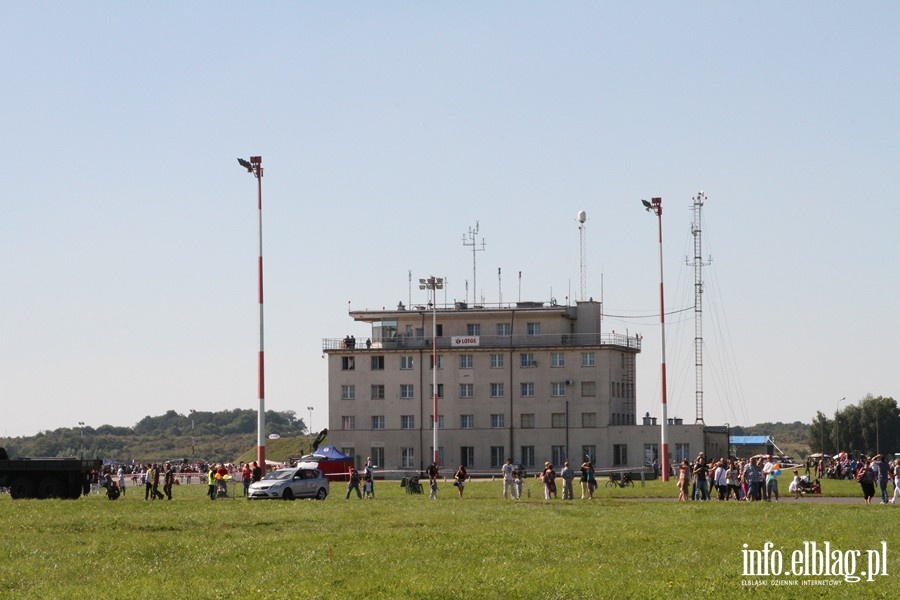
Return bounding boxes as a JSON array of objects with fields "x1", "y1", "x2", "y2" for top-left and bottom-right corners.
[
  {"x1": 687, "y1": 191, "x2": 712, "y2": 424},
  {"x1": 577, "y1": 210, "x2": 587, "y2": 301},
  {"x1": 461, "y1": 222, "x2": 486, "y2": 305}
]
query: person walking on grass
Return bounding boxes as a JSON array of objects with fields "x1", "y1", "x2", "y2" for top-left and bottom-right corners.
[
  {"x1": 346, "y1": 467, "x2": 362, "y2": 500},
  {"x1": 560, "y1": 462, "x2": 575, "y2": 500},
  {"x1": 454, "y1": 465, "x2": 467, "y2": 499},
  {"x1": 207, "y1": 465, "x2": 217, "y2": 500},
  {"x1": 856, "y1": 459, "x2": 876, "y2": 504},
  {"x1": 426, "y1": 462, "x2": 439, "y2": 499},
  {"x1": 163, "y1": 463, "x2": 175, "y2": 500},
  {"x1": 580, "y1": 460, "x2": 595, "y2": 500},
  {"x1": 501, "y1": 457, "x2": 517, "y2": 499}
]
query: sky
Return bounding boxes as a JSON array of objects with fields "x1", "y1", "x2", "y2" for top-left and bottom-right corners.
[{"x1": 2, "y1": 4, "x2": 898, "y2": 438}]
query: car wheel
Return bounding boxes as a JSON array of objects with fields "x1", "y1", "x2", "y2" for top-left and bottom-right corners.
[
  {"x1": 282, "y1": 488, "x2": 294, "y2": 501},
  {"x1": 316, "y1": 487, "x2": 328, "y2": 500}
]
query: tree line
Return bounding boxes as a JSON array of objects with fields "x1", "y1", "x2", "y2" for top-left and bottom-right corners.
[
  {"x1": 0, "y1": 409, "x2": 309, "y2": 464},
  {"x1": 807, "y1": 395, "x2": 899, "y2": 457}
]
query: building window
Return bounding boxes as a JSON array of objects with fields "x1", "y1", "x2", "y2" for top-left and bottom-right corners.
[
  {"x1": 341, "y1": 416, "x2": 355, "y2": 430},
  {"x1": 496, "y1": 322, "x2": 511, "y2": 336},
  {"x1": 460, "y1": 414, "x2": 474, "y2": 429},
  {"x1": 459, "y1": 383, "x2": 474, "y2": 399},
  {"x1": 552, "y1": 446, "x2": 566, "y2": 466},
  {"x1": 581, "y1": 381, "x2": 596, "y2": 397},
  {"x1": 551, "y1": 413, "x2": 566, "y2": 428},
  {"x1": 490, "y1": 446, "x2": 505, "y2": 468},
  {"x1": 613, "y1": 444, "x2": 628, "y2": 466},
  {"x1": 429, "y1": 383, "x2": 444, "y2": 399},
  {"x1": 526, "y1": 322, "x2": 541, "y2": 335},
  {"x1": 490, "y1": 414, "x2": 505, "y2": 429},
  {"x1": 490, "y1": 383, "x2": 504, "y2": 398},
  {"x1": 644, "y1": 444, "x2": 659, "y2": 466},
  {"x1": 429, "y1": 354, "x2": 444, "y2": 370},
  {"x1": 459, "y1": 354, "x2": 473, "y2": 369},
  {"x1": 370, "y1": 447, "x2": 384, "y2": 469},
  {"x1": 341, "y1": 356, "x2": 355, "y2": 371},
  {"x1": 460, "y1": 446, "x2": 474, "y2": 468},
  {"x1": 520, "y1": 413, "x2": 535, "y2": 429},
  {"x1": 520, "y1": 382, "x2": 534, "y2": 398},
  {"x1": 430, "y1": 447, "x2": 444, "y2": 467},
  {"x1": 400, "y1": 356, "x2": 414, "y2": 370},
  {"x1": 371, "y1": 384, "x2": 385, "y2": 400},
  {"x1": 581, "y1": 445, "x2": 596, "y2": 463},
  {"x1": 400, "y1": 384, "x2": 415, "y2": 399},
  {"x1": 582, "y1": 412, "x2": 597, "y2": 428},
  {"x1": 675, "y1": 443, "x2": 690, "y2": 463},
  {"x1": 401, "y1": 448, "x2": 415, "y2": 468},
  {"x1": 520, "y1": 446, "x2": 535, "y2": 468},
  {"x1": 341, "y1": 385, "x2": 355, "y2": 400},
  {"x1": 551, "y1": 352, "x2": 565, "y2": 367},
  {"x1": 428, "y1": 415, "x2": 445, "y2": 429},
  {"x1": 520, "y1": 353, "x2": 536, "y2": 368},
  {"x1": 401, "y1": 415, "x2": 415, "y2": 430},
  {"x1": 551, "y1": 382, "x2": 566, "y2": 397},
  {"x1": 581, "y1": 352, "x2": 596, "y2": 367},
  {"x1": 490, "y1": 354, "x2": 505, "y2": 369},
  {"x1": 371, "y1": 416, "x2": 385, "y2": 430},
  {"x1": 342, "y1": 447, "x2": 355, "y2": 461},
  {"x1": 370, "y1": 355, "x2": 384, "y2": 370},
  {"x1": 467, "y1": 323, "x2": 481, "y2": 336}
]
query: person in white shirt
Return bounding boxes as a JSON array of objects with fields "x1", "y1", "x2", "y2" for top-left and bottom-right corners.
[{"x1": 501, "y1": 457, "x2": 518, "y2": 499}]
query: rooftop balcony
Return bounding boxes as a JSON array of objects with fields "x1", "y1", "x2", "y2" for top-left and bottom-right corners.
[{"x1": 322, "y1": 331, "x2": 641, "y2": 352}]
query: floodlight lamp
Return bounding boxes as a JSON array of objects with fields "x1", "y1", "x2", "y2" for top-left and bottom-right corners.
[{"x1": 237, "y1": 157, "x2": 253, "y2": 173}]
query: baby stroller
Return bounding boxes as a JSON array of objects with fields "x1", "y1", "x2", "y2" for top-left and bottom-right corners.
[
  {"x1": 798, "y1": 476, "x2": 821, "y2": 495},
  {"x1": 216, "y1": 478, "x2": 229, "y2": 498},
  {"x1": 402, "y1": 476, "x2": 423, "y2": 494}
]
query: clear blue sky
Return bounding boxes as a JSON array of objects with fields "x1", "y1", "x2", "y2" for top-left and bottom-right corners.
[{"x1": 2, "y1": 4, "x2": 897, "y2": 438}]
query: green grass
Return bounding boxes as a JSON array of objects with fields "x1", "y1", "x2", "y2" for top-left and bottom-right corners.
[{"x1": 0, "y1": 479, "x2": 895, "y2": 599}]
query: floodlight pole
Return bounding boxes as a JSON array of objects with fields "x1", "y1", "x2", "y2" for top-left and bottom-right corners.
[
  {"x1": 420, "y1": 276, "x2": 443, "y2": 468},
  {"x1": 644, "y1": 197, "x2": 669, "y2": 481},
  {"x1": 238, "y1": 156, "x2": 266, "y2": 475},
  {"x1": 835, "y1": 397, "x2": 846, "y2": 453}
]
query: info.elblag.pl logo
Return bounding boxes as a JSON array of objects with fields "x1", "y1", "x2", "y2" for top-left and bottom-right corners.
[{"x1": 741, "y1": 541, "x2": 889, "y2": 584}]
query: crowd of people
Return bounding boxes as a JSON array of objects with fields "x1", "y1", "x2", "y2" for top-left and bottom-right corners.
[{"x1": 674, "y1": 451, "x2": 899, "y2": 504}]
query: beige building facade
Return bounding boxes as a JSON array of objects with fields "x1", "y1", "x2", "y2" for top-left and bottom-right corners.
[{"x1": 324, "y1": 299, "x2": 724, "y2": 474}]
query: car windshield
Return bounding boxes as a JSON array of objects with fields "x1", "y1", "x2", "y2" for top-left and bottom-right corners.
[{"x1": 263, "y1": 469, "x2": 297, "y2": 481}]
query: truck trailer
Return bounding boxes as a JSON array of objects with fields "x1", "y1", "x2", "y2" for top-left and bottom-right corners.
[{"x1": 0, "y1": 447, "x2": 103, "y2": 499}]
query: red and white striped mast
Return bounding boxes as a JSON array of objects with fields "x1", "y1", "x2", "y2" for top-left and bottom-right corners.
[
  {"x1": 238, "y1": 156, "x2": 266, "y2": 475},
  {"x1": 643, "y1": 197, "x2": 669, "y2": 481}
]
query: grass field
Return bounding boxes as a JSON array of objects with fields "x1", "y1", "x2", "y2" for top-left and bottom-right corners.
[{"x1": 0, "y1": 477, "x2": 895, "y2": 599}]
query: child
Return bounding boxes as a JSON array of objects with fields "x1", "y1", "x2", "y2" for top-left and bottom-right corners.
[
  {"x1": 363, "y1": 472, "x2": 373, "y2": 499},
  {"x1": 789, "y1": 469, "x2": 802, "y2": 499}
]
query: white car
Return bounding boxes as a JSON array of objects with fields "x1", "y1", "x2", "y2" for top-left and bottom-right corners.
[{"x1": 247, "y1": 466, "x2": 329, "y2": 500}]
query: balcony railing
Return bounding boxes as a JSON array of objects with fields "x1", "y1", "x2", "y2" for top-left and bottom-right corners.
[{"x1": 323, "y1": 332, "x2": 640, "y2": 352}]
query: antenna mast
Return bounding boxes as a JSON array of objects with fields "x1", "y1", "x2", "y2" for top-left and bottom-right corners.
[
  {"x1": 462, "y1": 222, "x2": 486, "y2": 305},
  {"x1": 689, "y1": 191, "x2": 711, "y2": 424},
  {"x1": 577, "y1": 210, "x2": 587, "y2": 301}
]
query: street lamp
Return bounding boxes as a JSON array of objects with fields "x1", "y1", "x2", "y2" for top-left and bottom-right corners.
[
  {"x1": 307, "y1": 406, "x2": 314, "y2": 434},
  {"x1": 238, "y1": 155, "x2": 267, "y2": 475},
  {"x1": 189, "y1": 409, "x2": 196, "y2": 458},
  {"x1": 419, "y1": 276, "x2": 444, "y2": 468},
  {"x1": 642, "y1": 197, "x2": 669, "y2": 481},
  {"x1": 836, "y1": 397, "x2": 847, "y2": 453}
]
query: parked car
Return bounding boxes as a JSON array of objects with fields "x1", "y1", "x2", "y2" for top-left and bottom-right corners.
[{"x1": 247, "y1": 466, "x2": 329, "y2": 500}]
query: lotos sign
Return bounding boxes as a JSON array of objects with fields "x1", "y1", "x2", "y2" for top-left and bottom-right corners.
[{"x1": 452, "y1": 336, "x2": 480, "y2": 347}]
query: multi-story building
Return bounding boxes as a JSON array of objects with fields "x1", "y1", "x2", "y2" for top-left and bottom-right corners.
[{"x1": 324, "y1": 298, "x2": 726, "y2": 473}]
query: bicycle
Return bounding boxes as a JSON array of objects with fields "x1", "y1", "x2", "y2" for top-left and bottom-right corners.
[{"x1": 604, "y1": 473, "x2": 634, "y2": 488}]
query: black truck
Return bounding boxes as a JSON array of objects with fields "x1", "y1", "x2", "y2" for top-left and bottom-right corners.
[{"x1": 0, "y1": 447, "x2": 103, "y2": 499}]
